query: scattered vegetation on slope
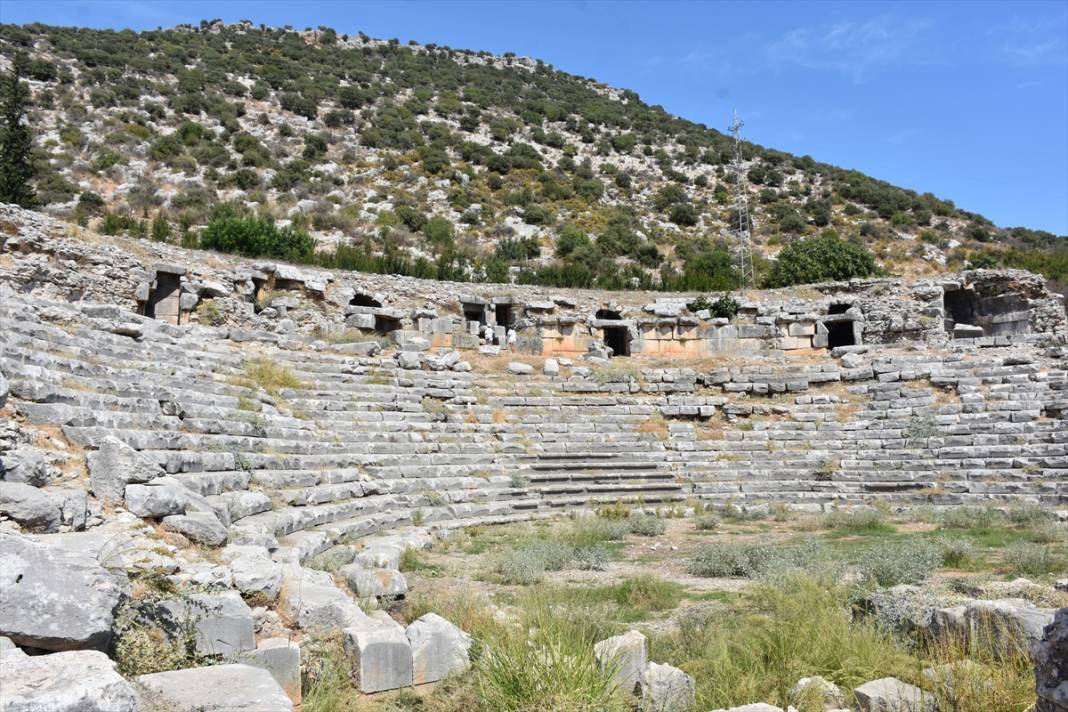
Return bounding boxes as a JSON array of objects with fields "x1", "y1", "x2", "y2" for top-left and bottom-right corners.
[{"x1": 1, "y1": 20, "x2": 1063, "y2": 291}]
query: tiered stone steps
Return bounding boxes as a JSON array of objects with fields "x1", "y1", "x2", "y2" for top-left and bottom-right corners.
[{"x1": 2, "y1": 292, "x2": 1065, "y2": 556}]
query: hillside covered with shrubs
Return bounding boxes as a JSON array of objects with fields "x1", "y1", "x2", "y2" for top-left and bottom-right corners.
[{"x1": 1, "y1": 19, "x2": 1064, "y2": 291}]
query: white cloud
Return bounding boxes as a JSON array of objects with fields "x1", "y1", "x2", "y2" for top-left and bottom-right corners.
[{"x1": 764, "y1": 15, "x2": 933, "y2": 83}]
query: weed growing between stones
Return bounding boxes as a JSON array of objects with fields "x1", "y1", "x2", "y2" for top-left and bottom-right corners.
[
  {"x1": 230, "y1": 356, "x2": 304, "y2": 395},
  {"x1": 650, "y1": 573, "x2": 915, "y2": 710}
]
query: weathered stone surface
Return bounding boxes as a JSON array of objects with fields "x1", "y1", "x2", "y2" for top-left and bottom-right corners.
[
  {"x1": 854, "y1": 677, "x2": 935, "y2": 712},
  {"x1": 507, "y1": 361, "x2": 533, "y2": 375},
  {"x1": 711, "y1": 705, "x2": 785, "y2": 712},
  {"x1": 931, "y1": 599, "x2": 1056, "y2": 653},
  {"x1": 406, "y1": 613, "x2": 472, "y2": 685},
  {"x1": 225, "y1": 546, "x2": 283, "y2": 602},
  {"x1": 1033, "y1": 607, "x2": 1068, "y2": 712},
  {"x1": 0, "y1": 368, "x2": 8, "y2": 408},
  {"x1": 231, "y1": 637, "x2": 302, "y2": 706},
  {"x1": 157, "y1": 591, "x2": 255, "y2": 656},
  {"x1": 1, "y1": 445, "x2": 51, "y2": 486},
  {"x1": 161, "y1": 512, "x2": 227, "y2": 546},
  {"x1": 86, "y1": 436, "x2": 163, "y2": 504},
  {"x1": 790, "y1": 675, "x2": 846, "y2": 708},
  {"x1": 343, "y1": 621, "x2": 413, "y2": 693},
  {"x1": 123, "y1": 477, "x2": 188, "y2": 518},
  {"x1": 594, "y1": 630, "x2": 647, "y2": 696},
  {"x1": 136, "y1": 663, "x2": 293, "y2": 712},
  {"x1": 339, "y1": 564, "x2": 408, "y2": 598},
  {"x1": 0, "y1": 481, "x2": 61, "y2": 531},
  {"x1": 0, "y1": 635, "x2": 25, "y2": 658},
  {"x1": 279, "y1": 566, "x2": 369, "y2": 632},
  {"x1": 0, "y1": 533, "x2": 123, "y2": 651},
  {"x1": 642, "y1": 661, "x2": 695, "y2": 712},
  {"x1": 0, "y1": 649, "x2": 138, "y2": 712}
]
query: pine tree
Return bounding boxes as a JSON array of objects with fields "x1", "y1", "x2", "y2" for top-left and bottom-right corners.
[{"x1": 0, "y1": 54, "x2": 37, "y2": 207}]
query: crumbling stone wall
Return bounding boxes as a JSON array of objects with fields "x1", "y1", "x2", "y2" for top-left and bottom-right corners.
[{"x1": 3, "y1": 204, "x2": 1065, "y2": 362}]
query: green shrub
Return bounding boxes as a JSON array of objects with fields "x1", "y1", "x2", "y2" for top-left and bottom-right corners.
[
  {"x1": 857, "y1": 540, "x2": 941, "y2": 586},
  {"x1": 695, "y1": 514, "x2": 720, "y2": 531},
  {"x1": 495, "y1": 548, "x2": 546, "y2": 585},
  {"x1": 936, "y1": 537, "x2": 976, "y2": 568},
  {"x1": 940, "y1": 506, "x2": 1002, "y2": 530},
  {"x1": 565, "y1": 517, "x2": 630, "y2": 547},
  {"x1": 1002, "y1": 543, "x2": 1060, "y2": 576},
  {"x1": 572, "y1": 544, "x2": 610, "y2": 571},
  {"x1": 200, "y1": 213, "x2": 314, "y2": 261},
  {"x1": 765, "y1": 231, "x2": 877, "y2": 287},
  {"x1": 822, "y1": 508, "x2": 893, "y2": 534},
  {"x1": 1006, "y1": 504, "x2": 1053, "y2": 526},
  {"x1": 629, "y1": 514, "x2": 665, "y2": 537}
]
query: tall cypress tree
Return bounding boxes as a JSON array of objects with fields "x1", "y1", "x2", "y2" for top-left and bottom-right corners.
[{"x1": 0, "y1": 54, "x2": 36, "y2": 207}]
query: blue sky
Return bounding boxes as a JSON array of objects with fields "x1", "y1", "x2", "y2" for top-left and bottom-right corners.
[{"x1": 2, "y1": 1, "x2": 1066, "y2": 234}]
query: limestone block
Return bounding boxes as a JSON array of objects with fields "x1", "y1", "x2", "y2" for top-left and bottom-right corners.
[
  {"x1": 1034, "y1": 608, "x2": 1068, "y2": 712},
  {"x1": 0, "y1": 533, "x2": 124, "y2": 651},
  {"x1": 594, "y1": 629, "x2": 646, "y2": 695},
  {"x1": 232, "y1": 637, "x2": 302, "y2": 706},
  {"x1": 123, "y1": 477, "x2": 188, "y2": 518},
  {"x1": 86, "y1": 436, "x2": 164, "y2": 504},
  {"x1": 279, "y1": 567, "x2": 369, "y2": 633},
  {"x1": 508, "y1": 361, "x2": 534, "y2": 375},
  {"x1": 157, "y1": 591, "x2": 255, "y2": 656},
  {"x1": 0, "y1": 445, "x2": 50, "y2": 486},
  {"x1": 343, "y1": 621, "x2": 414, "y2": 693},
  {"x1": 0, "y1": 649, "x2": 138, "y2": 712},
  {"x1": 339, "y1": 564, "x2": 408, "y2": 598},
  {"x1": 0, "y1": 480, "x2": 62, "y2": 531},
  {"x1": 136, "y1": 663, "x2": 292, "y2": 712},
  {"x1": 711, "y1": 705, "x2": 785, "y2": 712},
  {"x1": 228, "y1": 549, "x2": 283, "y2": 602},
  {"x1": 642, "y1": 662, "x2": 695, "y2": 712},
  {"x1": 406, "y1": 613, "x2": 472, "y2": 684},
  {"x1": 397, "y1": 351, "x2": 422, "y2": 369},
  {"x1": 355, "y1": 543, "x2": 403, "y2": 570},
  {"x1": 543, "y1": 358, "x2": 560, "y2": 376},
  {"x1": 334, "y1": 340, "x2": 382, "y2": 357},
  {"x1": 853, "y1": 677, "x2": 935, "y2": 712},
  {"x1": 345, "y1": 313, "x2": 376, "y2": 330},
  {"x1": 161, "y1": 512, "x2": 227, "y2": 546}
]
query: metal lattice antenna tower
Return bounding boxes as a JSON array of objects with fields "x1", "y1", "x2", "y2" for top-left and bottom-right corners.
[{"x1": 729, "y1": 110, "x2": 756, "y2": 289}]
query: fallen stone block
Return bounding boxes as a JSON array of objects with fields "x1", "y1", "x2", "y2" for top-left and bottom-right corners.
[
  {"x1": 157, "y1": 591, "x2": 255, "y2": 656},
  {"x1": 406, "y1": 612, "x2": 472, "y2": 685},
  {"x1": 0, "y1": 533, "x2": 124, "y2": 651},
  {"x1": 161, "y1": 512, "x2": 227, "y2": 546},
  {"x1": 0, "y1": 480, "x2": 62, "y2": 531},
  {"x1": 123, "y1": 477, "x2": 188, "y2": 518},
  {"x1": 507, "y1": 361, "x2": 533, "y2": 375},
  {"x1": 136, "y1": 663, "x2": 292, "y2": 712},
  {"x1": 339, "y1": 564, "x2": 408, "y2": 598},
  {"x1": 0, "y1": 445, "x2": 51, "y2": 486},
  {"x1": 86, "y1": 436, "x2": 164, "y2": 504},
  {"x1": 231, "y1": 637, "x2": 302, "y2": 706},
  {"x1": 642, "y1": 661, "x2": 695, "y2": 712},
  {"x1": 0, "y1": 649, "x2": 138, "y2": 712},
  {"x1": 854, "y1": 677, "x2": 935, "y2": 712},
  {"x1": 594, "y1": 629, "x2": 646, "y2": 696},
  {"x1": 343, "y1": 621, "x2": 413, "y2": 693}
]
